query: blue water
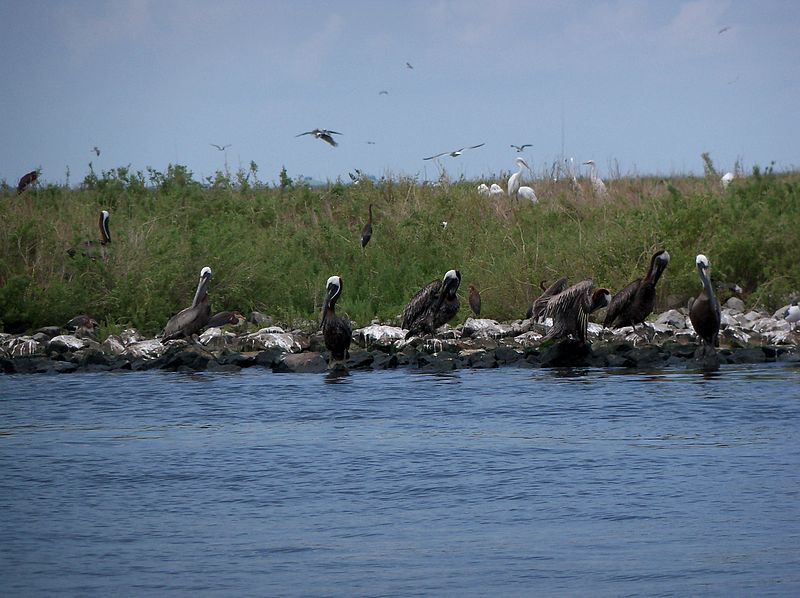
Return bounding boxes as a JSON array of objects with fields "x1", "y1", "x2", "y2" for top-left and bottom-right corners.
[{"x1": 1, "y1": 365, "x2": 799, "y2": 596}]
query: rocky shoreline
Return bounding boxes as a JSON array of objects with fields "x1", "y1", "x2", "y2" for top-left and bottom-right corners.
[{"x1": 2, "y1": 302, "x2": 798, "y2": 375}]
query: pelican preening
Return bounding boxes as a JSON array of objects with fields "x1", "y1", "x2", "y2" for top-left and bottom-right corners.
[
  {"x1": 17, "y1": 170, "x2": 39, "y2": 194},
  {"x1": 402, "y1": 269, "x2": 461, "y2": 338},
  {"x1": 67, "y1": 210, "x2": 111, "y2": 260},
  {"x1": 360, "y1": 204, "x2": 373, "y2": 250},
  {"x1": 508, "y1": 157, "x2": 530, "y2": 198},
  {"x1": 296, "y1": 129, "x2": 342, "y2": 147},
  {"x1": 527, "y1": 277, "x2": 568, "y2": 321},
  {"x1": 689, "y1": 254, "x2": 721, "y2": 354},
  {"x1": 604, "y1": 250, "x2": 670, "y2": 331},
  {"x1": 321, "y1": 275, "x2": 352, "y2": 365},
  {"x1": 163, "y1": 266, "x2": 213, "y2": 341},
  {"x1": 210, "y1": 143, "x2": 231, "y2": 151},
  {"x1": 468, "y1": 285, "x2": 481, "y2": 317},
  {"x1": 511, "y1": 144, "x2": 532, "y2": 152},
  {"x1": 542, "y1": 280, "x2": 611, "y2": 343},
  {"x1": 423, "y1": 143, "x2": 485, "y2": 160},
  {"x1": 583, "y1": 160, "x2": 608, "y2": 197}
]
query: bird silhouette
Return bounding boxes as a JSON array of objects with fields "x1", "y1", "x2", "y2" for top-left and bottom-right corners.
[
  {"x1": 406, "y1": 62, "x2": 414, "y2": 69},
  {"x1": 296, "y1": 129, "x2": 341, "y2": 147},
  {"x1": 210, "y1": 143, "x2": 231, "y2": 151},
  {"x1": 510, "y1": 144, "x2": 532, "y2": 152},
  {"x1": 423, "y1": 143, "x2": 485, "y2": 160},
  {"x1": 92, "y1": 146, "x2": 101, "y2": 156}
]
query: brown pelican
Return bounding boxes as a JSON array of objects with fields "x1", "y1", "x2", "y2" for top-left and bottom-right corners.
[
  {"x1": 210, "y1": 143, "x2": 231, "y2": 151},
  {"x1": 204, "y1": 310, "x2": 245, "y2": 329},
  {"x1": 163, "y1": 266, "x2": 212, "y2": 340},
  {"x1": 542, "y1": 280, "x2": 611, "y2": 343},
  {"x1": 67, "y1": 210, "x2": 111, "y2": 259},
  {"x1": 402, "y1": 269, "x2": 461, "y2": 338},
  {"x1": 689, "y1": 254, "x2": 721, "y2": 353},
  {"x1": 604, "y1": 250, "x2": 670, "y2": 331},
  {"x1": 17, "y1": 170, "x2": 39, "y2": 194},
  {"x1": 423, "y1": 143, "x2": 485, "y2": 160},
  {"x1": 468, "y1": 285, "x2": 481, "y2": 317},
  {"x1": 360, "y1": 204, "x2": 373, "y2": 250},
  {"x1": 511, "y1": 144, "x2": 532, "y2": 152},
  {"x1": 296, "y1": 129, "x2": 341, "y2": 147},
  {"x1": 321, "y1": 275, "x2": 351, "y2": 364},
  {"x1": 526, "y1": 277, "x2": 568, "y2": 321}
]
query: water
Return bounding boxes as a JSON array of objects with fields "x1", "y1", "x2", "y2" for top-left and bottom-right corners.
[{"x1": 1, "y1": 365, "x2": 799, "y2": 596}]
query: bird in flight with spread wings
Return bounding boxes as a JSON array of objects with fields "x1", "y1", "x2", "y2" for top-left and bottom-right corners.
[
  {"x1": 423, "y1": 143, "x2": 485, "y2": 160},
  {"x1": 296, "y1": 128, "x2": 342, "y2": 147}
]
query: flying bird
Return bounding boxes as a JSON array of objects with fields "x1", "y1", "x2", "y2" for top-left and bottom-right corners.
[
  {"x1": 468, "y1": 285, "x2": 481, "y2": 317},
  {"x1": 17, "y1": 170, "x2": 39, "y2": 194},
  {"x1": 511, "y1": 144, "x2": 532, "y2": 152},
  {"x1": 604, "y1": 250, "x2": 671, "y2": 333},
  {"x1": 689, "y1": 254, "x2": 721, "y2": 356},
  {"x1": 402, "y1": 269, "x2": 461, "y2": 338},
  {"x1": 543, "y1": 280, "x2": 611, "y2": 343},
  {"x1": 378, "y1": 90, "x2": 389, "y2": 95},
  {"x1": 360, "y1": 204, "x2": 373, "y2": 250},
  {"x1": 406, "y1": 62, "x2": 414, "y2": 69},
  {"x1": 163, "y1": 267, "x2": 213, "y2": 341},
  {"x1": 718, "y1": 25, "x2": 730, "y2": 34},
  {"x1": 210, "y1": 143, "x2": 231, "y2": 151},
  {"x1": 321, "y1": 275, "x2": 352, "y2": 365},
  {"x1": 92, "y1": 146, "x2": 101, "y2": 156},
  {"x1": 423, "y1": 143, "x2": 485, "y2": 160},
  {"x1": 296, "y1": 128, "x2": 342, "y2": 147}
]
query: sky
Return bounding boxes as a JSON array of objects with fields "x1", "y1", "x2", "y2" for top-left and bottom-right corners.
[{"x1": 2, "y1": 0, "x2": 799, "y2": 186}]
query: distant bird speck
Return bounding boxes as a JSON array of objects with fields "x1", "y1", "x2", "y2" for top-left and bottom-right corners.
[
  {"x1": 366, "y1": 140, "x2": 376, "y2": 145},
  {"x1": 210, "y1": 143, "x2": 231, "y2": 151},
  {"x1": 406, "y1": 62, "x2": 414, "y2": 69},
  {"x1": 296, "y1": 128, "x2": 341, "y2": 147},
  {"x1": 378, "y1": 90, "x2": 389, "y2": 95},
  {"x1": 718, "y1": 25, "x2": 730, "y2": 34},
  {"x1": 511, "y1": 144, "x2": 532, "y2": 152},
  {"x1": 423, "y1": 143, "x2": 485, "y2": 160},
  {"x1": 92, "y1": 146, "x2": 100, "y2": 156}
]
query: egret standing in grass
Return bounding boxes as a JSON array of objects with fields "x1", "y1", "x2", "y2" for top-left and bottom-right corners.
[
  {"x1": 721, "y1": 172, "x2": 734, "y2": 189},
  {"x1": 583, "y1": 160, "x2": 608, "y2": 198},
  {"x1": 508, "y1": 157, "x2": 530, "y2": 199}
]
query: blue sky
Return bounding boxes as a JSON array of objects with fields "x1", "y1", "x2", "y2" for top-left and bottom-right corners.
[{"x1": 2, "y1": 0, "x2": 798, "y2": 186}]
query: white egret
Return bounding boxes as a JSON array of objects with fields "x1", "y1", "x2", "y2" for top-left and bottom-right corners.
[
  {"x1": 518, "y1": 186, "x2": 537, "y2": 203},
  {"x1": 477, "y1": 183, "x2": 490, "y2": 196},
  {"x1": 508, "y1": 157, "x2": 530, "y2": 198},
  {"x1": 489, "y1": 183, "x2": 504, "y2": 198},
  {"x1": 721, "y1": 172, "x2": 734, "y2": 189},
  {"x1": 583, "y1": 160, "x2": 608, "y2": 198}
]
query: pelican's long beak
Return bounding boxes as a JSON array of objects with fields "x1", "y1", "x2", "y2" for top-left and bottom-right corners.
[{"x1": 192, "y1": 267, "x2": 212, "y2": 307}]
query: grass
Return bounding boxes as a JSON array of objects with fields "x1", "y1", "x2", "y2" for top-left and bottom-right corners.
[{"x1": 1, "y1": 162, "x2": 798, "y2": 336}]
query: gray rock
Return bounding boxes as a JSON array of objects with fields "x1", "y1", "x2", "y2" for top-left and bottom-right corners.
[
  {"x1": 355, "y1": 324, "x2": 405, "y2": 350},
  {"x1": 48, "y1": 334, "x2": 87, "y2": 353},
  {"x1": 655, "y1": 309, "x2": 686, "y2": 328},
  {"x1": 120, "y1": 329, "x2": 144, "y2": 345},
  {"x1": 248, "y1": 311, "x2": 273, "y2": 325},
  {"x1": 8, "y1": 337, "x2": 43, "y2": 358},
  {"x1": 725, "y1": 297, "x2": 746, "y2": 312},
  {"x1": 199, "y1": 327, "x2": 238, "y2": 350},
  {"x1": 125, "y1": 339, "x2": 166, "y2": 359},
  {"x1": 102, "y1": 335, "x2": 126, "y2": 355},
  {"x1": 35, "y1": 326, "x2": 62, "y2": 338},
  {"x1": 273, "y1": 352, "x2": 327, "y2": 373},
  {"x1": 241, "y1": 329, "x2": 303, "y2": 353}
]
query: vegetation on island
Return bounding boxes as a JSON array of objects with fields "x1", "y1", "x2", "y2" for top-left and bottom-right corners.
[{"x1": 1, "y1": 158, "x2": 798, "y2": 337}]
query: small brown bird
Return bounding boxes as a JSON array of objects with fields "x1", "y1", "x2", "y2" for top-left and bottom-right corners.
[
  {"x1": 360, "y1": 204, "x2": 373, "y2": 250},
  {"x1": 468, "y1": 285, "x2": 481, "y2": 317},
  {"x1": 17, "y1": 170, "x2": 39, "y2": 193}
]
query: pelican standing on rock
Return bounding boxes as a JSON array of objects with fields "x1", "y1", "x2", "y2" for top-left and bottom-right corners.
[
  {"x1": 321, "y1": 275, "x2": 351, "y2": 365},
  {"x1": 542, "y1": 280, "x2": 611, "y2": 343},
  {"x1": 508, "y1": 157, "x2": 529, "y2": 199},
  {"x1": 604, "y1": 250, "x2": 670, "y2": 332},
  {"x1": 163, "y1": 266, "x2": 212, "y2": 340},
  {"x1": 67, "y1": 210, "x2": 111, "y2": 260},
  {"x1": 402, "y1": 269, "x2": 461, "y2": 338},
  {"x1": 689, "y1": 254, "x2": 721, "y2": 355}
]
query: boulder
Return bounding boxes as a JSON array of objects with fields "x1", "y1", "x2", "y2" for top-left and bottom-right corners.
[
  {"x1": 355, "y1": 324, "x2": 405, "y2": 350},
  {"x1": 125, "y1": 339, "x2": 167, "y2": 359},
  {"x1": 725, "y1": 297, "x2": 746, "y2": 312},
  {"x1": 273, "y1": 352, "x2": 327, "y2": 373},
  {"x1": 655, "y1": 309, "x2": 686, "y2": 329},
  {"x1": 241, "y1": 329, "x2": 303, "y2": 353},
  {"x1": 48, "y1": 334, "x2": 87, "y2": 353},
  {"x1": 102, "y1": 335, "x2": 126, "y2": 355}
]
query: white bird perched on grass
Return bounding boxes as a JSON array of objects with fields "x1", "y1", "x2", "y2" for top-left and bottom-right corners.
[
  {"x1": 477, "y1": 183, "x2": 490, "y2": 196},
  {"x1": 508, "y1": 157, "x2": 530, "y2": 198},
  {"x1": 489, "y1": 183, "x2": 504, "y2": 198},
  {"x1": 721, "y1": 172, "x2": 734, "y2": 189},
  {"x1": 583, "y1": 160, "x2": 608, "y2": 198},
  {"x1": 518, "y1": 186, "x2": 537, "y2": 203}
]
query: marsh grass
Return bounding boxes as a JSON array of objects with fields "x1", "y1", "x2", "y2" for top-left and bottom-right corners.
[{"x1": 1, "y1": 164, "x2": 798, "y2": 335}]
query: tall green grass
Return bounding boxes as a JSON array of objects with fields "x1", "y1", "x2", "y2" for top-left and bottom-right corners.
[{"x1": 1, "y1": 164, "x2": 798, "y2": 335}]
